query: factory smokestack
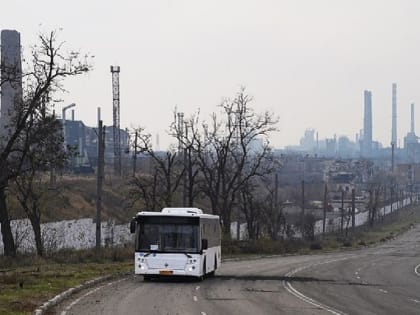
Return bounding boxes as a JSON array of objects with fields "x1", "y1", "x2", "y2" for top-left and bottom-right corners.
[
  {"x1": 1, "y1": 30, "x2": 22, "y2": 139},
  {"x1": 363, "y1": 90, "x2": 372, "y2": 157},
  {"x1": 411, "y1": 103, "x2": 415, "y2": 134},
  {"x1": 392, "y1": 83, "x2": 397, "y2": 146}
]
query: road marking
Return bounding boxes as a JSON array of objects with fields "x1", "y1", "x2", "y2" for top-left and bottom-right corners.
[
  {"x1": 193, "y1": 295, "x2": 198, "y2": 302},
  {"x1": 61, "y1": 278, "x2": 126, "y2": 315},
  {"x1": 415, "y1": 263, "x2": 420, "y2": 276},
  {"x1": 201, "y1": 312, "x2": 207, "y2": 315},
  {"x1": 409, "y1": 298, "x2": 420, "y2": 304},
  {"x1": 379, "y1": 289, "x2": 388, "y2": 294},
  {"x1": 283, "y1": 257, "x2": 352, "y2": 315},
  {"x1": 196, "y1": 286, "x2": 200, "y2": 290}
]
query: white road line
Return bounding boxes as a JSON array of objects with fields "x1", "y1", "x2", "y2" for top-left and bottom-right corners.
[
  {"x1": 61, "y1": 278, "x2": 126, "y2": 315},
  {"x1": 201, "y1": 312, "x2": 207, "y2": 315},
  {"x1": 379, "y1": 289, "x2": 388, "y2": 294},
  {"x1": 283, "y1": 257, "x2": 353, "y2": 315},
  {"x1": 414, "y1": 263, "x2": 420, "y2": 276},
  {"x1": 408, "y1": 298, "x2": 420, "y2": 304},
  {"x1": 193, "y1": 295, "x2": 198, "y2": 302},
  {"x1": 196, "y1": 286, "x2": 200, "y2": 290}
]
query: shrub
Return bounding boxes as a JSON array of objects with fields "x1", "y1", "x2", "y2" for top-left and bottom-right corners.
[
  {"x1": 358, "y1": 240, "x2": 366, "y2": 246},
  {"x1": 342, "y1": 240, "x2": 352, "y2": 247},
  {"x1": 309, "y1": 242, "x2": 322, "y2": 250}
]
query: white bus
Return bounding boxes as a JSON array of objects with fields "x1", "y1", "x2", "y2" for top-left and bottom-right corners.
[{"x1": 130, "y1": 207, "x2": 221, "y2": 280}]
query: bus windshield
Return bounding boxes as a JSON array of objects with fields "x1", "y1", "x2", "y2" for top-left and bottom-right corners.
[{"x1": 137, "y1": 223, "x2": 199, "y2": 253}]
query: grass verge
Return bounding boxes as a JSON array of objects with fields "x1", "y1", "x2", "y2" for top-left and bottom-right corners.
[{"x1": 0, "y1": 247, "x2": 132, "y2": 315}]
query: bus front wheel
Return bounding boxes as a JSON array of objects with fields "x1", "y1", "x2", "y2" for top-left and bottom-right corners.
[{"x1": 208, "y1": 256, "x2": 216, "y2": 277}]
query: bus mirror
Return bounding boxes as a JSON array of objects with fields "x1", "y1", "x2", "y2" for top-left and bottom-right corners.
[
  {"x1": 130, "y1": 218, "x2": 136, "y2": 234},
  {"x1": 202, "y1": 239, "x2": 208, "y2": 250}
]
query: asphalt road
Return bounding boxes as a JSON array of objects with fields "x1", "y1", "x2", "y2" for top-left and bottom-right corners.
[{"x1": 53, "y1": 225, "x2": 420, "y2": 315}]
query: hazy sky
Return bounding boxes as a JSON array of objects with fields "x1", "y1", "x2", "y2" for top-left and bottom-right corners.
[{"x1": 2, "y1": 0, "x2": 420, "y2": 149}]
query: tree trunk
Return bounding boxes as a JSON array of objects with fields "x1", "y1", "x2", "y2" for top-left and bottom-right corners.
[
  {"x1": 0, "y1": 186, "x2": 16, "y2": 256},
  {"x1": 28, "y1": 213, "x2": 43, "y2": 256},
  {"x1": 222, "y1": 210, "x2": 232, "y2": 239}
]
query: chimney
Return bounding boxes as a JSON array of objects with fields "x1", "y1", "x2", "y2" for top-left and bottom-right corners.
[
  {"x1": 411, "y1": 103, "x2": 415, "y2": 134},
  {"x1": 97, "y1": 107, "x2": 101, "y2": 124},
  {"x1": 363, "y1": 90, "x2": 372, "y2": 156},
  {"x1": 392, "y1": 83, "x2": 397, "y2": 146}
]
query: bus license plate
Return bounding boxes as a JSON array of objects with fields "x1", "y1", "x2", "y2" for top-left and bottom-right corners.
[{"x1": 159, "y1": 270, "x2": 173, "y2": 275}]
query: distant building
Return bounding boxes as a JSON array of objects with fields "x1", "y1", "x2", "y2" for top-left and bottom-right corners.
[
  {"x1": 325, "y1": 137, "x2": 337, "y2": 156},
  {"x1": 337, "y1": 136, "x2": 357, "y2": 158},
  {"x1": 404, "y1": 103, "x2": 420, "y2": 163},
  {"x1": 299, "y1": 129, "x2": 316, "y2": 151},
  {"x1": 63, "y1": 118, "x2": 129, "y2": 171}
]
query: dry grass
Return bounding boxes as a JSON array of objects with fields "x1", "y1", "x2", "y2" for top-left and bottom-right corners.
[
  {"x1": 223, "y1": 204, "x2": 420, "y2": 257},
  {"x1": 8, "y1": 175, "x2": 135, "y2": 224},
  {"x1": 0, "y1": 246, "x2": 133, "y2": 315}
]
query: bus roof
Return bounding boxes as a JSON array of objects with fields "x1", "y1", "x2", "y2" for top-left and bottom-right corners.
[{"x1": 135, "y1": 207, "x2": 219, "y2": 220}]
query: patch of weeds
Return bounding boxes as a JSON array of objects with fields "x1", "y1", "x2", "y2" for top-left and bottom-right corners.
[
  {"x1": 309, "y1": 242, "x2": 322, "y2": 250},
  {"x1": 342, "y1": 240, "x2": 352, "y2": 247}
]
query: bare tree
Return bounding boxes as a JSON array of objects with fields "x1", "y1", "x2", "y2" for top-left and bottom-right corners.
[
  {"x1": 128, "y1": 167, "x2": 161, "y2": 211},
  {"x1": 365, "y1": 171, "x2": 394, "y2": 227},
  {"x1": 187, "y1": 88, "x2": 278, "y2": 236},
  {"x1": 238, "y1": 181, "x2": 263, "y2": 240},
  {"x1": 170, "y1": 110, "x2": 202, "y2": 207},
  {"x1": 0, "y1": 31, "x2": 92, "y2": 256},
  {"x1": 252, "y1": 175, "x2": 287, "y2": 240},
  {"x1": 129, "y1": 127, "x2": 185, "y2": 209},
  {"x1": 12, "y1": 114, "x2": 65, "y2": 256}
]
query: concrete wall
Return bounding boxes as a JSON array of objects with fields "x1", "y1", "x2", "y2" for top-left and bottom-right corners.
[
  {"x1": 232, "y1": 198, "x2": 413, "y2": 240},
  {"x1": 0, "y1": 218, "x2": 133, "y2": 255}
]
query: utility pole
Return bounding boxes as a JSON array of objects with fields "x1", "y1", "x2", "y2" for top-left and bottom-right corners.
[
  {"x1": 351, "y1": 188, "x2": 355, "y2": 233},
  {"x1": 96, "y1": 120, "x2": 105, "y2": 250},
  {"x1": 301, "y1": 179, "x2": 305, "y2": 239},
  {"x1": 340, "y1": 189, "x2": 345, "y2": 233},
  {"x1": 275, "y1": 173, "x2": 279, "y2": 239},
  {"x1": 391, "y1": 142, "x2": 395, "y2": 173},
  {"x1": 275, "y1": 173, "x2": 279, "y2": 210},
  {"x1": 133, "y1": 131, "x2": 138, "y2": 177},
  {"x1": 323, "y1": 183, "x2": 327, "y2": 237},
  {"x1": 183, "y1": 122, "x2": 188, "y2": 207},
  {"x1": 390, "y1": 185, "x2": 393, "y2": 213}
]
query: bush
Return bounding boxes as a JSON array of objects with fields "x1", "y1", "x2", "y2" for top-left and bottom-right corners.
[
  {"x1": 342, "y1": 240, "x2": 352, "y2": 247},
  {"x1": 309, "y1": 242, "x2": 322, "y2": 250},
  {"x1": 358, "y1": 240, "x2": 366, "y2": 246}
]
